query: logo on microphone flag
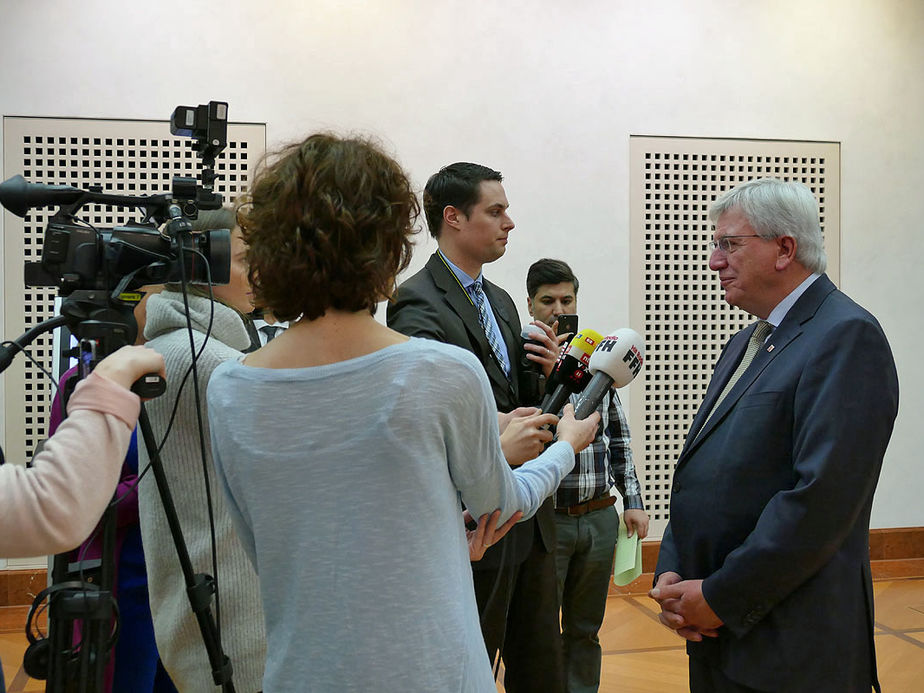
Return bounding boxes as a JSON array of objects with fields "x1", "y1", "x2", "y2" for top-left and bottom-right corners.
[{"x1": 623, "y1": 345, "x2": 643, "y2": 376}]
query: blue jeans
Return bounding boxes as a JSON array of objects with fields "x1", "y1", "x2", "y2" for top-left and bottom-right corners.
[{"x1": 553, "y1": 505, "x2": 619, "y2": 693}]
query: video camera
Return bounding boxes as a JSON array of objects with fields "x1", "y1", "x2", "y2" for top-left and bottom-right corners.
[
  {"x1": 0, "y1": 101, "x2": 241, "y2": 692},
  {"x1": 0, "y1": 101, "x2": 232, "y2": 296},
  {"x1": 0, "y1": 100, "x2": 235, "y2": 370}
]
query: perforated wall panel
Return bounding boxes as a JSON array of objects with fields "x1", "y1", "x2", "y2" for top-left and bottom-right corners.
[
  {"x1": 629, "y1": 136, "x2": 840, "y2": 537},
  {"x1": 2, "y1": 117, "x2": 265, "y2": 466}
]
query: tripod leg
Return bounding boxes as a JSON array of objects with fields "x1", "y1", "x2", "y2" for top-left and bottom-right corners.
[
  {"x1": 136, "y1": 405, "x2": 235, "y2": 693},
  {"x1": 42, "y1": 376, "x2": 117, "y2": 693}
]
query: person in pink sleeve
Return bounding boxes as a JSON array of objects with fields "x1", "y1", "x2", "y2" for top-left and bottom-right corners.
[
  {"x1": 1, "y1": 344, "x2": 164, "y2": 556},
  {"x1": 1, "y1": 344, "x2": 164, "y2": 693}
]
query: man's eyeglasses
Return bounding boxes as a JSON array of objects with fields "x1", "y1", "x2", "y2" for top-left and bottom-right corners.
[{"x1": 708, "y1": 234, "x2": 762, "y2": 253}]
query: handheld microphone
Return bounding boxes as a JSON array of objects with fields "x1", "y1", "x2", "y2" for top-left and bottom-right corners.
[
  {"x1": 541, "y1": 329, "x2": 603, "y2": 414},
  {"x1": 544, "y1": 341, "x2": 569, "y2": 393},
  {"x1": 518, "y1": 323, "x2": 549, "y2": 405},
  {"x1": 573, "y1": 328, "x2": 645, "y2": 420},
  {"x1": 520, "y1": 324, "x2": 545, "y2": 372}
]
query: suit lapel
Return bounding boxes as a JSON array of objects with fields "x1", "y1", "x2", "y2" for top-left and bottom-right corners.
[
  {"x1": 684, "y1": 323, "x2": 788, "y2": 455},
  {"x1": 426, "y1": 253, "x2": 515, "y2": 398},
  {"x1": 427, "y1": 253, "x2": 481, "y2": 339},
  {"x1": 678, "y1": 274, "x2": 836, "y2": 464},
  {"x1": 682, "y1": 333, "x2": 749, "y2": 450}
]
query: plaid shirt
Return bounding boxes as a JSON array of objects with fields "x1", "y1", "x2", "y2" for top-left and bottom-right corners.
[{"x1": 553, "y1": 390, "x2": 645, "y2": 511}]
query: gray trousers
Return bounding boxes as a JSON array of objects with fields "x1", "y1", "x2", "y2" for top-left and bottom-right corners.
[{"x1": 553, "y1": 504, "x2": 619, "y2": 693}]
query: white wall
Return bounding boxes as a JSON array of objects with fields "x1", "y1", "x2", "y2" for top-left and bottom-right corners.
[{"x1": 1, "y1": 0, "x2": 921, "y2": 529}]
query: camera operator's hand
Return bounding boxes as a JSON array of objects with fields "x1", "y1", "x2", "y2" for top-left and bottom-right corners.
[
  {"x1": 2, "y1": 353, "x2": 150, "y2": 558},
  {"x1": 500, "y1": 409, "x2": 558, "y2": 466},
  {"x1": 93, "y1": 345, "x2": 165, "y2": 396},
  {"x1": 555, "y1": 403, "x2": 600, "y2": 454}
]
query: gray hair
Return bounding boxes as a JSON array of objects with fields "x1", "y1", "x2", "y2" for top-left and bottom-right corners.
[{"x1": 708, "y1": 178, "x2": 827, "y2": 274}]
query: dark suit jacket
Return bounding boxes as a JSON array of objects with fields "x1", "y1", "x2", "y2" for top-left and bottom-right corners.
[
  {"x1": 387, "y1": 251, "x2": 556, "y2": 568},
  {"x1": 656, "y1": 274, "x2": 899, "y2": 693}
]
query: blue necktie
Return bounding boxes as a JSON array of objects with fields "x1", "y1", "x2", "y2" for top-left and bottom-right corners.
[{"x1": 471, "y1": 281, "x2": 510, "y2": 379}]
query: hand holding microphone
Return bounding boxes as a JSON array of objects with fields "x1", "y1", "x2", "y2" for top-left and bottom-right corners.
[
  {"x1": 555, "y1": 403, "x2": 601, "y2": 454},
  {"x1": 521, "y1": 320, "x2": 567, "y2": 378},
  {"x1": 573, "y1": 328, "x2": 645, "y2": 420},
  {"x1": 498, "y1": 406, "x2": 540, "y2": 434},
  {"x1": 500, "y1": 407, "x2": 559, "y2": 466},
  {"x1": 541, "y1": 329, "x2": 603, "y2": 415}
]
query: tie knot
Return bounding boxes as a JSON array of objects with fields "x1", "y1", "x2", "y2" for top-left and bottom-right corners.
[
  {"x1": 471, "y1": 280, "x2": 484, "y2": 295},
  {"x1": 752, "y1": 320, "x2": 772, "y2": 343},
  {"x1": 260, "y1": 324, "x2": 282, "y2": 342}
]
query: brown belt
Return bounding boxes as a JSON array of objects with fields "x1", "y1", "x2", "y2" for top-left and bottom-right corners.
[{"x1": 555, "y1": 495, "x2": 617, "y2": 517}]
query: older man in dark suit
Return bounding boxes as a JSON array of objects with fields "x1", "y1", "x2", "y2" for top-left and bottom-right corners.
[
  {"x1": 387, "y1": 162, "x2": 567, "y2": 691},
  {"x1": 650, "y1": 178, "x2": 899, "y2": 692}
]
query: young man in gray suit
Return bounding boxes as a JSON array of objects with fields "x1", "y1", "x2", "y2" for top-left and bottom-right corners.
[
  {"x1": 650, "y1": 178, "x2": 899, "y2": 692},
  {"x1": 387, "y1": 162, "x2": 567, "y2": 691}
]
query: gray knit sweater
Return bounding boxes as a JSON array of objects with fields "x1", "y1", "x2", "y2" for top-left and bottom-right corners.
[{"x1": 138, "y1": 291, "x2": 265, "y2": 691}]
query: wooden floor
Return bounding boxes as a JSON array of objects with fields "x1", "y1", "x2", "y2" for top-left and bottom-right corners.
[
  {"x1": 3, "y1": 578, "x2": 923, "y2": 692},
  {"x1": 501, "y1": 578, "x2": 924, "y2": 692}
]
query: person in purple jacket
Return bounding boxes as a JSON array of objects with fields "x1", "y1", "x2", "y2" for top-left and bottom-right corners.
[{"x1": 47, "y1": 288, "x2": 177, "y2": 693}]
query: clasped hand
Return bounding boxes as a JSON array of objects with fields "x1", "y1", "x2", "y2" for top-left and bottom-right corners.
[{"x1": 648, "y1": 572, "x2": 723, "y2": 642}]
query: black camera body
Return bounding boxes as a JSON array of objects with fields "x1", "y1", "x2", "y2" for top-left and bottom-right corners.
[
  {"x1": 24, "y1": 219, "x2": 230, "y2": 295},
  {"x1": 0, "y1": 100, "x2": 232, "y2": 297}
]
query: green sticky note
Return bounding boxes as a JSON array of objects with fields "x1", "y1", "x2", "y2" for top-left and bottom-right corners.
[{"x1": 613, "y1": 513, "x2": 642, "y2": 586}]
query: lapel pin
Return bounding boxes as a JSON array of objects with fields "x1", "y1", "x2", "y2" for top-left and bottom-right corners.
[{"x1": 767, "y1": 344, "x2": 775, "y2": 352}]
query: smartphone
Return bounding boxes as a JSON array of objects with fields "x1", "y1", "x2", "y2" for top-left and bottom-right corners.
[{"x1": 556, "y1": 314, "x2": 579, "y2": 336}]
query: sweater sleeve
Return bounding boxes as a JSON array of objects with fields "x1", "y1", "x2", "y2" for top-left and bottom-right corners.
[
  {"x1": 445, "y1": 354, "x2": 575, "y2": 522},
  {"x1": 0, "y1": 373, "x2": 139, "y2": 558}
]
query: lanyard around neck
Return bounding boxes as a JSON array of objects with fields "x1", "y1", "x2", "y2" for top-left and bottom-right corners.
[{"x1": 437, "y1": 250, "x2": 476, "y2": 307}]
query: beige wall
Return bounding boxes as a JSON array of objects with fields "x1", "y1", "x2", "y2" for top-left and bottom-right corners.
[{"x1": 0, "y1": 1, "x2": 921, "y2": 566}]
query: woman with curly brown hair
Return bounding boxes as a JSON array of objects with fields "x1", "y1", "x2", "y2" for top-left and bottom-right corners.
[{"x1": 206, "y1": 133, "x2": 598, "y2": 692}]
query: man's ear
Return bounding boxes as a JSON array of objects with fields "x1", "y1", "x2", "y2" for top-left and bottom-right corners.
[
  {"x1": 443, "y1": 205, "x2": 465, "y2": 231},
  {"x1": 526, "y1": 296, "x2": 535, "y2": 318},
  {"x1": 775, "y1": 236, "x2": 798, "y2": 271}
]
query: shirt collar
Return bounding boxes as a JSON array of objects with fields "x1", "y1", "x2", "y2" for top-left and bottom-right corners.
[
  {"x1": 253, "y1": 318, "x2": 289, "y2": 331},
  {"x1": 438, "y1": 249, "x2": 482, "y2": 290},
  {"x1": 766, "y1": 273, "x2": 820, "y2": 328}
]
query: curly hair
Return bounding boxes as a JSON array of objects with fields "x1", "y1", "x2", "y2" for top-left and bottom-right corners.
[{"x1": 238, "y1": 133, "x2": 419, "y2": 322}]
